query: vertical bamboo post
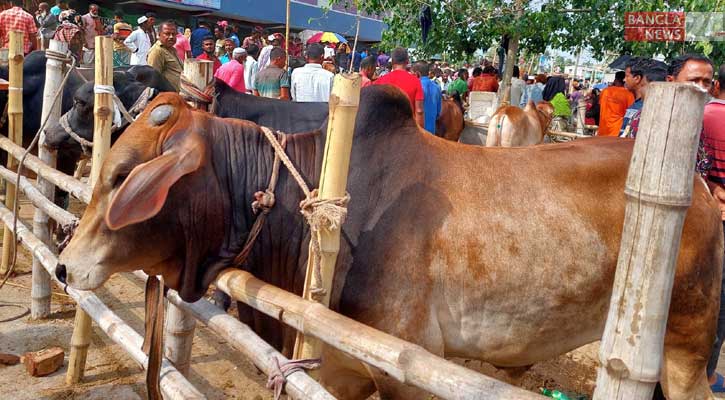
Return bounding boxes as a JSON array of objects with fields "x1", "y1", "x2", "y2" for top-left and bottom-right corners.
[
  {"x1": 593, "y1": 83, "x2": 708, "y2": 400},
  {"x1": 285, "y1": 0, "x2": 291, "y2": 68},
  {"x1": 32, "y1": 40, "x2": 68, "y2": 319},
  {"x1": 0, "y1": 31, "x2": 24, "y2": 276},
  {"x1": 161, "y1": 57, "x2": 214, "y2": 376},
  {"x1": 293, "y1": 73, "x2": 361, "y2": 362},
  {"x1": 576, "y1": 98, "x2": 587, "y2": 135},
  {"x1": 66, "y1": 36, "x2": 113, "y2": 385},
  {"x1": 182, "y1": 59, "x2": 213, "y2": 111}
]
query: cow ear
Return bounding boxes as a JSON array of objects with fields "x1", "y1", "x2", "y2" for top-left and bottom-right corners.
[{"x1": 105, "y1": 132, "x2": 204, "y2": 230}]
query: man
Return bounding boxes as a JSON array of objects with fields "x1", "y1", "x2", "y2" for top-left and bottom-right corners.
[
  {"x1": 147, "y1": 20, "x2": 183, "y2": 91},
  {"x1": 174, "y1": 27, "x2": 191, "y2": 62},
  {"x1": 290, "y1": 43, "x2": 334, "y2": 102},
  {"x1": 448, "y1": 68, "x2": 469, "y2": 102},
  {"x1": 471, "y1": 66, "x2": 499, "y2": 92},
  {"x1": 218, "y1": 38, "x2": 235, "y2": 64},
  {"x1": 227, "y1": 25, "x2": 240, "y2": 48},
  {"x1": 667, "y1": 53, "x2": 715, "y2": 92},
  {"x1": 360, "y1": 55, "x2": 376, "y2": 88},
  {"x1": 288, "y1": 36, "x2": 302, "y2": 58},
  {"x1": 190, "y1": 21, "x2": 211, "y2": 57},
  {"x1": 0, "y1": 0, "x2": 39, "y2": 55},
  {"x1": 597, "y1": 71, "x2": 634, "y2": 136},
  {"x1": 258, "y1": 34, "x2": 279, "y2": 71},
  {"x1": 254, "y1": 47, "x2": 290, "y2": 100},
  {"x1": 197, "y1": 35, "x2": 221, "y2": 73},
  {"x1": 124, "y1": 16, "x2": 153, "y2": 66},
  {"x1": 36, "y1": 2, "x2": 58, "y2": 50},
  {"x1": 377, "y1": 50, "x2": 389, "y2": 68},
  {"x1": 244, "y1": 44, "x2": 260, "y2": 95},
  {"x1": 50, "y1": 0, "x2": 67, "y2": 16},
  {"x1": 619, "y1": 57, "x2": 667, "y2": 138},
  {"x1": 214, "y1": 47, "x2": 247, "y2": 94},
  {"x1": 510, "y1": 66, "x2": 526, "y2": 108},
  {"x1": 80, "y1": 4, "x2": 103, "y2": 65},
  {"x1": 374, "y1": 47, "x2": 425, "y2": 127},
  {"x1": 111, "y1": 15, "x2": 132, "y2": 67},
  {"x1": 243, "y1": 26, "x2": 263, "y2": 50},
  {"x1": 413, "y1": 61, "x2": 441, "y2": 134}
]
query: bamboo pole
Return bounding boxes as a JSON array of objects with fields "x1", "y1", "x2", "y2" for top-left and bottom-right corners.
[
  {"x1": 0, "y1": 202, "x2": 204, "y2": 400},
  {"x1": 0, "y1": 166, "x2": 76, "y2": 227},
  {"x1": 162, "y1": 58, "x2": 216, "y2": 376},
  {"x1": 285, "y1": 0, "x2": 291, "y2": 68},
  {"x1": 293, "y1": 73, "x2": 361, "y2": 362},
  {"x1": 132, "y1": 272, "x2": 336, "y2": 400},
  {"x1": 593, "y1": 83, "x2": 708, "y2": 400},
  {"x1": 1, "y1": 31, "x2": 24, "y2": 276},
  {"x1": 0, "y1": 136, "x2": 91, "y2": 203},
  {"x1": 31, "y1": 40, "x2": 68, "y2": 319},
  {"x1": 182, "y1": 59, "x2": 213, "y2": 111},
  {"x1": 66, "y1": 36, "x2": 113, "y2": 385},
  {"x1": 498, "y1": 0, "x2": 522, "y2": 106},
  {"x1": 216, "y1": 269, "x2": 545, "y2": 399}
]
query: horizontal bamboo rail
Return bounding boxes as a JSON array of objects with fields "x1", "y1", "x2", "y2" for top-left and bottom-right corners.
[
  {"x1": 215, "y1": 268, "x2": 545, "y2": 400},
  {"x1": 0, "y1": 201, "x2": 204, "y2": 399},
  {"x1": 0, "y1": 136, "x2": 92, "y2": 203},
  {"x1": 0, "y1": 166, "x2": 76, "y2": 227},
  {"x1": 131, "y1": 271, "x2": 335, "y2": 400},
  {"x1": 463, "y1": 120, "x2": 589, "y2": 139}
]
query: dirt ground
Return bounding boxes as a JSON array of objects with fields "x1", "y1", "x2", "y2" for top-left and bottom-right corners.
[{"x1": 1, "y1": 199, "x2": 724, "y2": 399}]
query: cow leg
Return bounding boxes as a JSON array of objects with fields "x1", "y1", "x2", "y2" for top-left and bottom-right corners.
[
  {"x1": 660, "y1": 344, "x2": 713, "y2": 400},
  {"x1": 318, "y1": 345, "x2": 376, "y2": 400}
]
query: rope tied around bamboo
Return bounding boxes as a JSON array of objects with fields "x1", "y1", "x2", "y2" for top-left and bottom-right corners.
[
  {"x1": 265, "y1": 357, "x2": 321, "y2": 400},
  {"x1": 180, "y1": 74, "x2": 215, "y2": 106},
  {"x1": 257, "y1": 127, "x2": 350, "y2": 301}
]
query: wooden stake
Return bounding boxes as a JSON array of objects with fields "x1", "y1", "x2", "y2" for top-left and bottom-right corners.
[
  {"x1": 32, "y1": 40, "x2": 68, "y2": 319},
  {"x1": 66, "y1": 36, "x2": 113, "y2": 385},
  {"x1": 293, "y1": 73, "x2": 361, "y2": 362},
  {"x1": 593, "y1": 83, "x2": 707, "y2": 400},
  {"x1": 285, "y1": 0, "x2": 291, "y2": 68},
  {"x1": 0, "y1": 31, "x2": 24, "y2": 276},
  {"x1": 217, "y1": 269, "x2": 544, "y2": 400},
  {"x1": 182, "y1": 59, "x2": 213, "y2": 111}
]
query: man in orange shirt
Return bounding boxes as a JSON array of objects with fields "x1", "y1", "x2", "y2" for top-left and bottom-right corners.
[{"x1": 597, "y1": 71, "x2": 634, "y2": 136}]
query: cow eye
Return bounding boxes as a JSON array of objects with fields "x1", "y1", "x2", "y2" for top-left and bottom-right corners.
[
  {"x1": 113, "y1": 173, "x2": 128, "y2": 188},
  {"x1": 149, "y1": 104, "x2": 174, "y2": 126}
]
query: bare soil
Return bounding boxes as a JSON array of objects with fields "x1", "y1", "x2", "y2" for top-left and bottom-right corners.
[{"x1": 1, "y1": 198, "x2": 724, "y2": 399}]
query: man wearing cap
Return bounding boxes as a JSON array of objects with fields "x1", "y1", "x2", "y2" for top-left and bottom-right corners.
[
  {"x1": 243, "y1": 26, "x2": 263, "y2": 50},
  {"x1": 215, "y1": 48, "x2": 247, "y2": 94},
  {"x1": 291, "y1": 43, "x2": 334, "y2": 102},
  {"x1": 147, "y1": 20, "x2": 183, "y2": 91},
  {"x1": 124, "y1": 15, "x2": 153, "y2": 66},
  {"x1": 258, "y1": 34, "x2": 279, "y2": 71}
]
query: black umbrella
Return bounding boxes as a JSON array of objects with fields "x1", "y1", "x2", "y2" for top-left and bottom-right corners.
[{"x1": 608, "y1": 54, "x2": 632, "y2": 70}]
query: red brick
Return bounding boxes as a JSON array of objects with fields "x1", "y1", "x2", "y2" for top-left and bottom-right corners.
[{"x1": 23, "y1": 347, "x2": 64, "y2": 377}]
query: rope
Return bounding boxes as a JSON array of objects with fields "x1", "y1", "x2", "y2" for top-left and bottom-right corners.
[
  {"x1": 258, "y1": 127, "x2": 350, "y2": 301},
  {"x1": 0, "y1": 302, "x2": 30, "y2": 323},
  {"x1": 266, "y1": 357, "x2": 321, "y2": 400},
  {"x1": 59, "y1": 113, "x2": 93, "y2": 156},
  {"x1": 7, "y1": 87, "x2": 22, "y2": 92},
  {"x1": 0, "y1": 50, "x2": 77, "y2": 293},
  {"x1": 180, "y1": 75, "x2": 215, "y2": 106}
]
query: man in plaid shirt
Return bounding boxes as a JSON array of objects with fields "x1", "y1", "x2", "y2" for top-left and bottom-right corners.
[{"x1": 0, "y1": 0, "x2": 39, "y2": 55}]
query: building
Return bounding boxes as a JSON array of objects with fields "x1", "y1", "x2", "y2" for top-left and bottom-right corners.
[{"x1": 108, "y1": 0, "x2": 385, "y2": 42}]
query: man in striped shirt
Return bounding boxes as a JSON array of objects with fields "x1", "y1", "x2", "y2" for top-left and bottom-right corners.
[
  {"x1": 290, "y1": 43, "x2": 334, "y2": 102},
  {"x1": 0, "y1": 0, "x2": 39, "y2": 54}
]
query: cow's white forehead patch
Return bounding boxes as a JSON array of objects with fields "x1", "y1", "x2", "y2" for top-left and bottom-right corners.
[{"x1": 149, "y1": 104, "x2": 175, "y2": 126}]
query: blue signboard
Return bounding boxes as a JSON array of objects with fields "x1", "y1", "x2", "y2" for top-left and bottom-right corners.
[{"x1": 162, "y1": 0, "x2": 221, "y2": 10}]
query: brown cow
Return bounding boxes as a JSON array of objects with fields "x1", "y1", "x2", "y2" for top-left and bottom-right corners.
[
  {"x1": 486, "y1": 101, "x2": 555, "y2": 147},
  {"x1": 435, "y1": 93, "x2": 465, "y2": 142},
  {"x1": 56, "y1": 87, "x2": 722, "y2": 399}
]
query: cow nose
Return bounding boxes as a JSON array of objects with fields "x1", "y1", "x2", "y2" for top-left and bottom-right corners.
[{"x1": 55, "y1": 264, "x2": 67, "y2": 284}]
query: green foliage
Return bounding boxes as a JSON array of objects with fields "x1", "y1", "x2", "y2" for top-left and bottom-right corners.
[{"x1": 330, "y1": 0, "x2": 724, "y2": 66}]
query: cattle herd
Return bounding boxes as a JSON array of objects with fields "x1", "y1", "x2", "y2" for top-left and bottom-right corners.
[{"x1": 1, "y1": 50, "x2": 723, "y2": 400}]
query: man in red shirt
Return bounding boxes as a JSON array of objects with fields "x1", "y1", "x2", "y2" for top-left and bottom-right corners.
[
  {"x1": 0, "y1": 0, "x2": 39, "y2": 55},
  {"x1": 374, "y1": 47, "x2": 424, "y2": 127},
  {"x1": 197, "y1": 35, "x2": 221, "y2": 73}
]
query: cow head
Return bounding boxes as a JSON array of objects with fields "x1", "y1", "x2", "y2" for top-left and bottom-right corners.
[{"x1": 55, "y1": 93, "x2": 226, "y2": 300}]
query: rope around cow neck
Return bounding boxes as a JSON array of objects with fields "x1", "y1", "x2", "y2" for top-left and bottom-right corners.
[{"x1": 257, "y1": 126, "x2": 350, "y2": 302}]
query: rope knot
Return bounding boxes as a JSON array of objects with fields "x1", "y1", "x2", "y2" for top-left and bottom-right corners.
[
  {"x1": 266, "y1": 357, "x2": 321, "y2": 400},
  {"x1": 57, "y1": 220, "x2": 79, "y2": 253},
  {"x1": 299, "y1": 189, "x2": 351, "y2": 233},
  {"x1": 252, "y1": 189, "x2": 276, "y2": 215},
  {"x1": 180, "y1": 75, "x2": 215, "y2": 105}
]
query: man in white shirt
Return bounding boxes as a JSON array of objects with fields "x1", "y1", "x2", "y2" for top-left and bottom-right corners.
[
  {"x1": 291, "y1": 43, "x2": 334, "y2": 102},
  {"x1": 257, "y1": 34, "x2": 278, "y2": 72},
  {"x1": 244, "y1": 44, "x2": 260, "y2": 94},
  {"x1": 510, "y1": 65, "x2": 526, "y2": 108},
  {"x1": 124, "y1": 16, "x2": 153, "y2": 66}
]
